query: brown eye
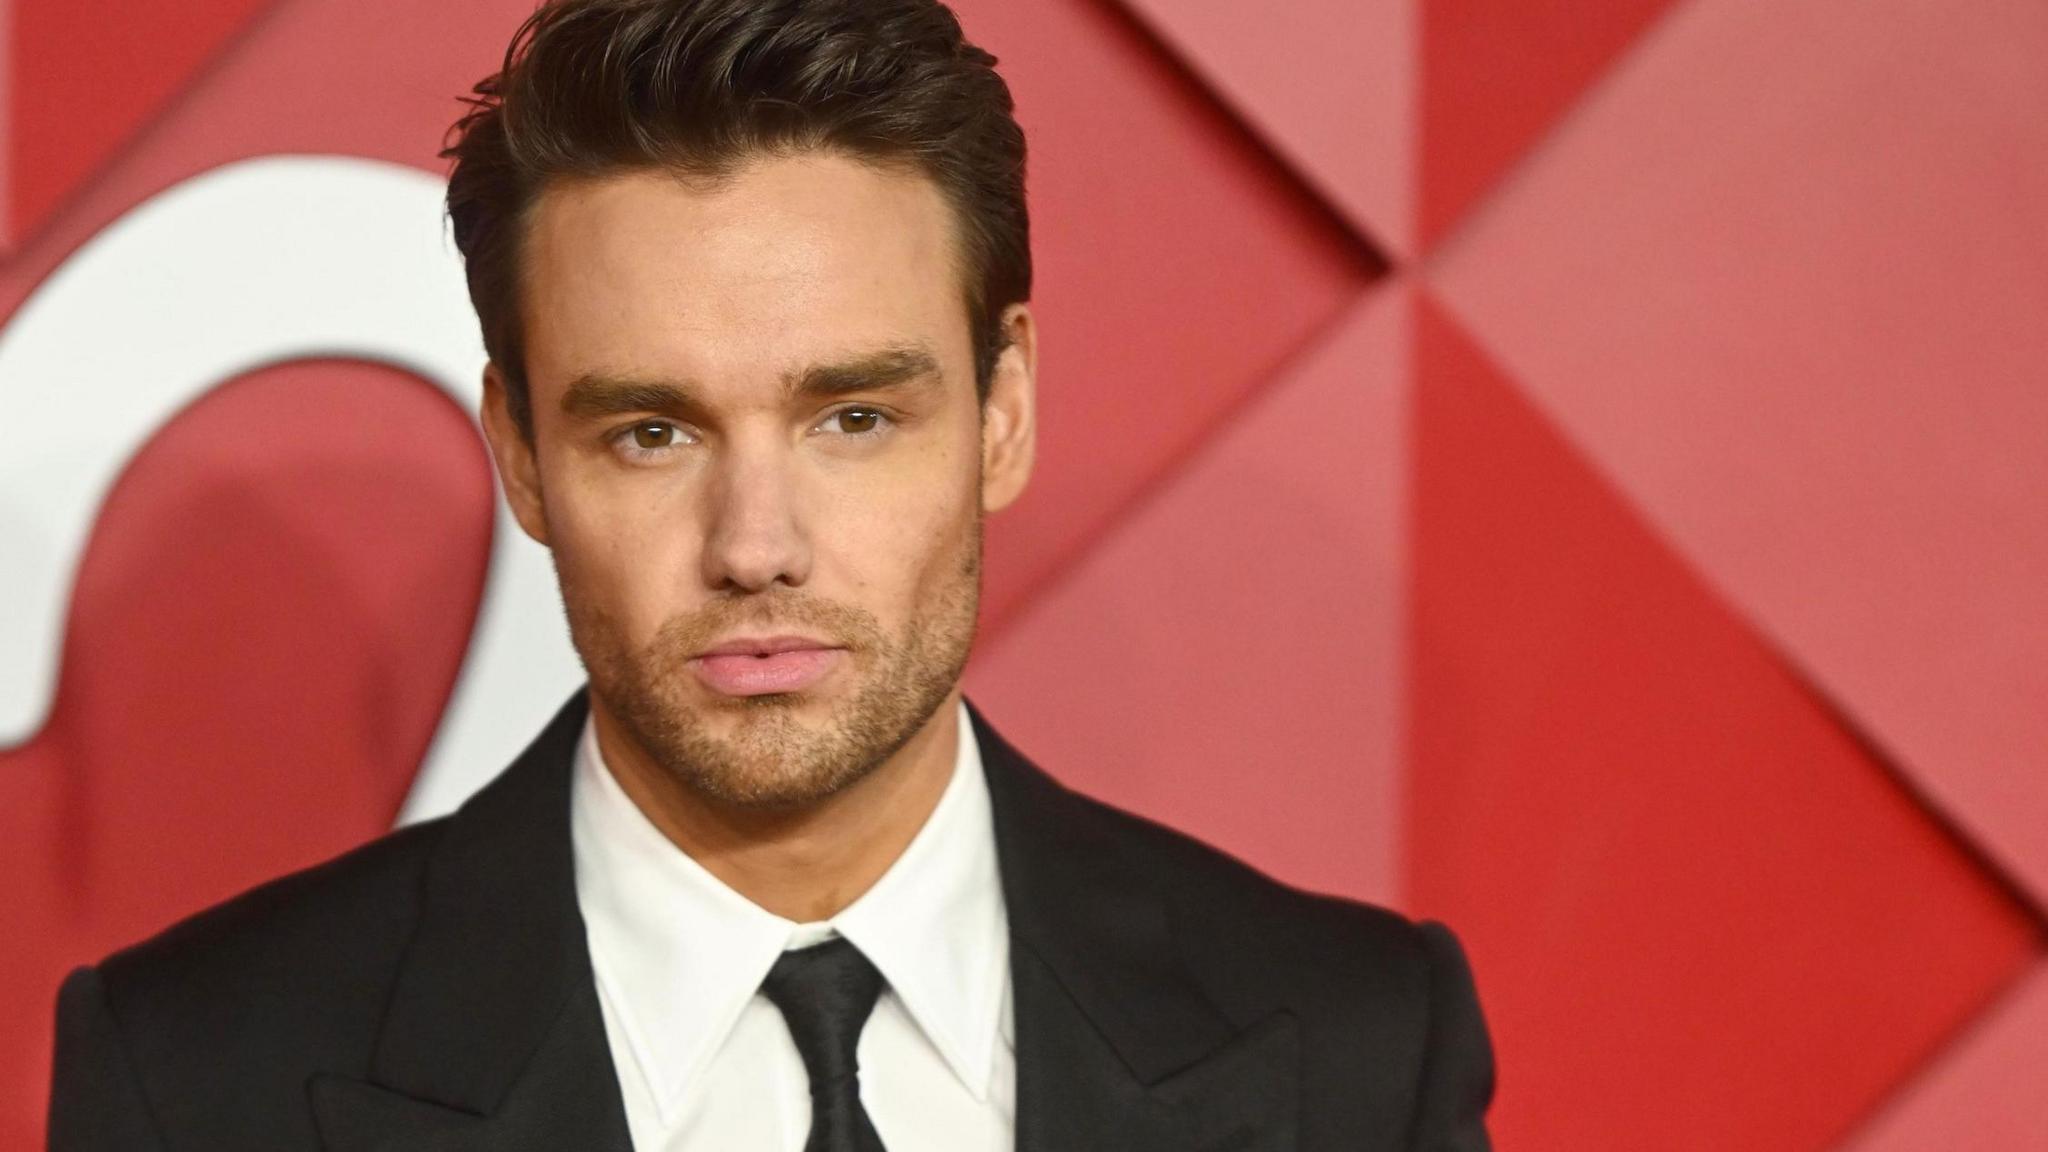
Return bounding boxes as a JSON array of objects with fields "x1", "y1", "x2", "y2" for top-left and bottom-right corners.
[
  {"x1": 827, "y1": 407, "x2": 884, "y2": 434},
  {"x1": 630, "y1": 422, "x2": 674, "y2": 450}
]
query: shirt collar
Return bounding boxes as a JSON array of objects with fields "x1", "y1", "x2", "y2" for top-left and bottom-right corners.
[{"x1": 570, "y1": 698, "x2": 1007, "y2": 1123}]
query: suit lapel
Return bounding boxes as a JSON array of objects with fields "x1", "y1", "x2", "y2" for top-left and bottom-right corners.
[
  {"x1": 970, "y1": 701, "x2": 1299, "y2": 1152},
  {"x1": 1009, "y1": 949, "x2": 1299, "y2": 1152},
  {"x1": 308, "y1": 977, "x2": 631, "y2": 1152},
  {"x1": 310, "y1": 691, "x2": 633, "y2": 1152}
]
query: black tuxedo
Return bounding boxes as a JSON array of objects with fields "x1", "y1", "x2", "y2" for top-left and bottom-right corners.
[{"x1": 49, "y1": 691, "x2": 1494, "y2": 1151}]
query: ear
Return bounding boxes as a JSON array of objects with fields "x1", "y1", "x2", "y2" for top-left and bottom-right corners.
[
  {"x1": 980, "y1": 304, "x2": 1037, "y2": 515},
  {"x1": 479, "y1": 362, "x2": 552, "y2": 547}
]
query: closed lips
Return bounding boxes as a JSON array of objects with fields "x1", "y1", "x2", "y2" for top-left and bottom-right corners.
[{"x1": 694, "y1": 636, "x2": 839, "y2": 658}]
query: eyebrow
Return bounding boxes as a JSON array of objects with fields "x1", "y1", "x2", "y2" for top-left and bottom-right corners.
[
  {"x1": 786, "y1": 343, "x2": 942, "y2": 400},
  {"x1": 559, "y1": 342, "x2": 944, "y2": 421}
]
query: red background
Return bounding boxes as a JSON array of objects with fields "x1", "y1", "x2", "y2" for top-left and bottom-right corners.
[{"x1": 3, "y1": 0, "x2": 2044, "y2": 1148}]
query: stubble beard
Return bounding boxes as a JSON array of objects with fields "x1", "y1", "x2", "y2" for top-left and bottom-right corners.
[{"x1": 569, "y1": 515, "x2": 982, "y2": 810}]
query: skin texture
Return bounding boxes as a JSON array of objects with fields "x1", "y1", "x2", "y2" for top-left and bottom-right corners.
[{"x1": 479, "y1": 152, "x2": 1037, "y2": 922}]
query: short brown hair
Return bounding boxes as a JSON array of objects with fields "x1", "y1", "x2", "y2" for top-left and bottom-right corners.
[{"x1": 442, "y1": 0, "x2": 1031, "y2": 438}]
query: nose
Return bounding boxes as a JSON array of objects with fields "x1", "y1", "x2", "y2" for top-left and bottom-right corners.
[{"x1": 698, "y1": 433, "x2": 814, "y2": 594}]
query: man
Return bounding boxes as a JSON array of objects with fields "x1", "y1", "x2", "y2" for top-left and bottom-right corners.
[{"x1": 48, "y1": 0, "x2": 1494, "y2": 1148}]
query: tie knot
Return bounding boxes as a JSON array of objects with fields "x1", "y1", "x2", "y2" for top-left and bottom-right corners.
[{"x1": 760, "y1": 936, "x2": 886, "y2": 1093}]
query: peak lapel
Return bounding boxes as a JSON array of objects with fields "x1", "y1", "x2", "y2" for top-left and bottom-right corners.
[
  {"x1": 310, "y1": 979, "x2": 630, "y2": 1152},
  {"x1": 1009, "y1": 949, "x2": 1300, "y2": 1152},
  {"x1": 968, "y1": 700, "x2": 1300, "y2": 1152},
  {"x1": 311, "y1": 690, "x2": 632, "y2": 1152}
]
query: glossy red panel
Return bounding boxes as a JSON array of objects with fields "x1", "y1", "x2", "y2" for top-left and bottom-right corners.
[
  {"x1": 1840, "y1": 963, "x2": 2048, "y2": 1152},
  {"x1": 1428, "y1": 0, "x2": 2048, "y2": 903},
  {"x1": 1420, "y1": 0, "x2": 1674, "y2": 247},
  {"x1": 1112, "y1": 0, "x2": 1412, "y2": 255},
  {"x1": 968, "y1": 285, "x2": 1409, "y2": 905},
  {"x1": 1408, "y1": 294, "x2": 2042, "y2": 1151},
  {"x1": 950, "y1": 0, "x2": 1379, "y2": 637}
]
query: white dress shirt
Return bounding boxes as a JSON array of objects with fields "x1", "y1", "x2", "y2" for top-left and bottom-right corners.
[{"x1": 570, "y1": 700, "x2": 1015, "y2": 1152}]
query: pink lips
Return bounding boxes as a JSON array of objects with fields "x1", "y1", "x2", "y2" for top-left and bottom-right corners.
[{"x1": 688, "y1": 635, "x2": 845, "y2": 697}]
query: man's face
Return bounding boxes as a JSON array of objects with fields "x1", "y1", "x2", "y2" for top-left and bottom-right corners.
[{"x1": 484, "y1": 152, "x2": 1035, "y2": 808}]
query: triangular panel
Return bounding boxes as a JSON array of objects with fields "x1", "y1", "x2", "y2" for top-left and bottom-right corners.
[
  {"x1": 952, "y1": 0, "x2": 1381, "y2": 637},
  {"x1": 1420, "y1": 0, "x2": 1676, "y2": 247},
  {"x1": 1114, "y1": 0, "x2": 1413, "y2": 255},
  {"x1": 1408, "y1": 294, "x2": 2041, "y2": 1150},
  {"x1": 970, "y1": 285, "x2": 1411, "y2": 905},
  {"x1": 1839, "y1": 964, "x2": 2048, "y2": 1152},
  {"x1": 1427, "y1": 0, "x2": 2048, "y2": 902}
]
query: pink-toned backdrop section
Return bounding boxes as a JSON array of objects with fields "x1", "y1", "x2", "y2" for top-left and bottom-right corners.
[
  {"x1": 1418, "y1": 0, "x2": 1676, "y2": 247},
  {"x1": 1115, "y1": 0, "x2": 1413, "y2": 256},
  {"x1": 1428, "y1": 0, "x2": 2048, "y2": 897},
  {"x1": 1840, "y1": 967, "x2": 2048, "y2": 1152},
  {"x1": 0, "y1": 0, "x2": 13, "y2": 237},
  {"x1": 967, "y1": 284, "x2": 1410, "y2": 906},
  {"x1": 7, "y1": 0, "x2": 271, "y2": 245},
  {"x1": 1407, "y1": 293, "x2": 2040, "y2": 1150},
  {"x1": 0, "y1": 0, "x2": 525, "y2": 308}
]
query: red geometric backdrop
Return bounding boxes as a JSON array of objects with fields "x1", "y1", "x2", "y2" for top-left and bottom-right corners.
[{"x1": 2, "y1": 0, "x2": 2043, "y2": 1148}]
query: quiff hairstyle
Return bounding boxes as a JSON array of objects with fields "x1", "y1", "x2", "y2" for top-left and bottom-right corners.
[{"x1": 442, "y1": 0, "x2": 1031, "y2": 439}]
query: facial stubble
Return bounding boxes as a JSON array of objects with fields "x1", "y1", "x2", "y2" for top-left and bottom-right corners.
[{"x1": 570, "y1": 511, "x2": 982, "y2": 811}]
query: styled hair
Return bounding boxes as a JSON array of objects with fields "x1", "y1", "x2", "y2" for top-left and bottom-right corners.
[{"x1": 442, "y1": 0, "x2": 1031, "y2": 438}]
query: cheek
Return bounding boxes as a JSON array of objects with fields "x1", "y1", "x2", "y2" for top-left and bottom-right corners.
[
  {"x1": 541, "y1": 462, "x2": 701, "y2": 641},
  {"x1": 834, "y1": 452, "x2": 978, "y2": 613}
]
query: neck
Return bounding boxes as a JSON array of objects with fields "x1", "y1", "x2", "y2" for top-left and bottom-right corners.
[{"x1": 588, "y1": 690, "x2": 963, "y2": 923}]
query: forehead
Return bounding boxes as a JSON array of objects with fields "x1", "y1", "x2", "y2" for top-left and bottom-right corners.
[{"x1": 519, "y1": 153, "x2": 970, "y2": 396}]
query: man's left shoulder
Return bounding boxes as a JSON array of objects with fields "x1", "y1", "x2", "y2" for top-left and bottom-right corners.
[
  {"x1": 1079, "y1": 785, "x2": 1462, "y2": 1006},
  {"x1": 1020, "y1": 766, "x2": 1496, "y2": 1147}
]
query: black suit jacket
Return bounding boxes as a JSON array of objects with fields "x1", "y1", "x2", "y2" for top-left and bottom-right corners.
[{"x1": 49, "y1": 691, "x2": 1494, "y2": 1151}]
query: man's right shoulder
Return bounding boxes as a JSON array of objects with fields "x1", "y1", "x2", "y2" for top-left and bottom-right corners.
[{"x1": 88, "y1": 816, "x2": 451, "y2": 1062}]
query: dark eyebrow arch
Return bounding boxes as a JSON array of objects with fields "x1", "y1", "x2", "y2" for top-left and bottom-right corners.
[
  {"x1": 782, "y1": 342, "x2": 943, "y2": 400},
  {"x1": 559, "y1": 342, "x2": 943, "y2": 422},
  {"x1": 559, "y1": 376, "x2": 699, "y2": 421}
]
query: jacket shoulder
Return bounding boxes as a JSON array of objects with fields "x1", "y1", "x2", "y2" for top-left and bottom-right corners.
[
  {"x1": 1057, "y1": 781, "x2": 1447, "y2": 1002},
  {"x1": 1058, "y1": 782, "x2": 1494, "y2": 1141},
  {"x1": 92, "y1": 818, "x2": 450, "y2": 1079},
  {"x1": 970, "y1": 699, "x2": 1439, "y2": 985}
]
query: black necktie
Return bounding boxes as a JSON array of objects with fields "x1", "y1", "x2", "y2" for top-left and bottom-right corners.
[{"x1": 760, "y1": 937, "x2": 890, "y2": 1152}]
